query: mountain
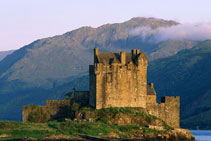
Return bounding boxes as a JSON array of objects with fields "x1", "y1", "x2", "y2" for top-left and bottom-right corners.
[
  {"x1": 148, "y1": 40, "x2": 211, "y2": 129},
  {"x1": 0, "y1": 18, "x2": 197, "y2": 88},
  {"x1": 0, "y1": 50, "x2": 14, "y2": 61},
  {"x1": 0, "y1": 17, "x2": 198, "y2": 120}
]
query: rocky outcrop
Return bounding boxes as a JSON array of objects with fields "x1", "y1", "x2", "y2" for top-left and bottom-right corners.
[
  {"x1": 73, "y1": 107, "x2": 195, "y2": 140},
  {"x1": 77, "y1": 128, "x2": 195, "y2": 140},
  {"x1": 167, "y1": 128, "x2": 195, "y2": 140}
]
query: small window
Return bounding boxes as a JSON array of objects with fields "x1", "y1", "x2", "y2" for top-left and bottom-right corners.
[{"x1": 107, "y1": 74, "x2": 112, "y2": 83}]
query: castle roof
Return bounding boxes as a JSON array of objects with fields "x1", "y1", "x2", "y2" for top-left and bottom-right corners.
[
  {"x1": 96, "y1": 52, "x2": 132, "y2": 64},
  {"x1": 147, "y1": 85, "x2": 156, "y2": 95},
  {"x1": 96, "y1": 52, "x2": 147, "y2": 65}
]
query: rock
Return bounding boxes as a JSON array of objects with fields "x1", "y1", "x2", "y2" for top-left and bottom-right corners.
[
  {"x1": 88, "y1": 118, "x2": 95, "y2": 122},
  {"x1": 82, "y1": 119, "x2": 87, "y2": 122},
  {"x1": 149, "y1": 125, "x2": 164, "y2": 130},
  {"x1": 0, "y1": 134, "x2": 11, "y2": 138},
  {"x1": 105, "y1": 131, "x2": 119, "y2": 138},
  {"x1": 168, "y1": 128, "x2": 195, "y2": 140},
  {"x1": 43, "y1": 134, "x2": 79, "y2": 140}
]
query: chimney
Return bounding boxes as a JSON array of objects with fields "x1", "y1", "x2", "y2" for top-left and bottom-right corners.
[
  {"x1": 94, "y1": 48, "x2": 99, "y2": 55},
  {"x1": 94, "y1": 48, "x2": 99, "y2": 63},
  {"x1": 131, "y1": 49, "x2": 136, "y2": 55},
  {"x1": 120, "y1": 51, "x2": 126, "y2": 65},
  {"x1": 149, "y1": 82, "x2": 154, "y2": 88},
  {"x1": 136, "y1": 49, "x2": 140, "y2": 54}
]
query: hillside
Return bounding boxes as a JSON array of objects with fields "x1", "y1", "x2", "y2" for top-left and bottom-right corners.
[
  {"x1": 0, "y1": 50, "x2": 14, "y2": 61},
  {"x1": 0, "y1": 17, "x2": 194, "y2": 88},
  {"x1": 0, "y1": 107, "x2": 194, "y2": 140},
  {"x1": 148, "y1": 40, "x2": 211, "y2": 129},
  {"x1": 0, "y1": 17, "x2": 198, "y2": 121}
]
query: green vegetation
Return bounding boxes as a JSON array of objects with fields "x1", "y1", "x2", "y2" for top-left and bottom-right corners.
[
  {"x1": 25, "y1": 105, "x2": 50, "y2": 123},
  {"x1": 88, "y1": 107, "x2": 159, "y2": 126},
  {"x1": 0, "y1": 107, "x2": 179, "y2": 139},
  {"x1": 162, "y1": 121, "x2": 174, "y2": 130},
  {"x1": 58, "y1": 121, "x2": 111, "y2": 137},
  {"x1": 0, "y1": 120, "x2": 168, "y2": 140},
  {"x1": 0, "y1": 121, "x2": 55, "y2": 139}
]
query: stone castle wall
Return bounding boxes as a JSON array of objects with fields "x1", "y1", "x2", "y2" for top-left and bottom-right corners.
[
  {"x1": 147, "y1": 96, "x2": 180, "y2": 128},
  {"x1": 89, "y1": 49, "x2": 148, "y2": 109},
  {"x1": 22, "y1": 105, "x2": 47, "y2": 122},
  {"x1": 46, "y1": 100, "x2": 71, "y2": 119},
  {"x1": 65, "y1": 91, "x2": 89, "y2": 102},
  {"x1": 23, "y1": 100, "x2": 70, "y2": 122},
  {"x1": 89, "y1": 65, "x2": 96, "y2": 107},
  {"x1": 146, "y1": 95, "x2": 157, "y2": 104}
]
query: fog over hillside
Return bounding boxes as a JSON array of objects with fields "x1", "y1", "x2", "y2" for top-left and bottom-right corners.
[{"x1": 130, "y1": 23, "x2": 211, "y2": 42}]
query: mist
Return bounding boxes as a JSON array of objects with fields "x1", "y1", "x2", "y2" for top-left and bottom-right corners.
[{"x1": 129, "y1": 23, "x2": 211, "y2": 42}]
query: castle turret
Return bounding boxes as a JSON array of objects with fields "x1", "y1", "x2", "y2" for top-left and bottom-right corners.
[
  {"x1": 131, "y1": 49, "x2": 136, "y2": 55},
  {"x1": 136, "y1": 49, "x2": 140, "y2": 54},
  {"x1": 149, "y1": 82, "x2": 154, "y2": 88},
  {"x1": 120, "y1": 51, "x2": 126, "y2": 65},
  {"x1": 94, "y1": 48, "x2": 99, "y2": 64}
]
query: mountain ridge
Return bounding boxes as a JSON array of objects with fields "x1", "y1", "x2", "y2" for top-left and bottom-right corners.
[
  {"x1": 0, "y1": 50, "x2": 15, "y2": 62},
  {"x1": 0, "y1": 17, "x2": 200, "y2": 122},
  {"x1": 0, "y1": 17, "x2": 182, "y2": 88}
]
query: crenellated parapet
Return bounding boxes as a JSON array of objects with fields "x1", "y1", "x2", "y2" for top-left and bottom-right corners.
[
  {"x1": 147, "y1": 96, "x2": 180, "y2": 128},
  {"x1": 94, "y1": 48, "x2": 147, "y2": 67},
  {"x1": 22, "y1": 100, "x2": 71, "y2": 122},
  {"x1": 46, "y1": 100, "x2": 70, "y2": 108}
]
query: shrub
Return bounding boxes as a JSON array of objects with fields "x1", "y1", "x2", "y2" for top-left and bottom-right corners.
[
  {"x1": 162, "y1": 121, "x2": 174, "y2": 130},
  {"x1": 71, "y1": 102, "x2": 80, "y2": 111},
  {"x1": 27, "y1": 106, "x2": 50, "y2": 123}
]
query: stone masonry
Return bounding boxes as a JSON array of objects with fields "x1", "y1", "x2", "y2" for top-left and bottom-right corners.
[
  {"x1": 88, "y1": 48, "x2": 180, "y2": 128},
  {"x1": 22, "y1": 100, "x2": 70, "y2": 122},
  {"x1": 23, "y1": 48, "x2": 180, "y2": 128},
  {"x1": 89, "y1": 48, "x2": 148, "y2": 109}
]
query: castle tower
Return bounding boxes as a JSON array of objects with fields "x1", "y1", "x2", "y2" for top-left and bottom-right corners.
[{"x1": 89, "y1": 48, "x2": 148, "y2": 109}]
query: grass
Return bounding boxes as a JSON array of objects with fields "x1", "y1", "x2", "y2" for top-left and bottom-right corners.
[
  {"x1": 142, "y1": 126, "x2": 163, "y2": 134},
  {"x1": 0, "y1": 121, "x2": 56, "y2": 139},
  {"x1": 57, "y1": 121, "x2": 112, "y2": 136},
  {"x1": 0, "y1": 107, "x2": 172, "y2": 139},
  {"x1": 162, "y1": 121, "x2": 174, "y2": 130},
  {"x1": 0, "y1": 120, "x2": 167, "y2": 139},
  {"x1": 78, "y1": 107, "x2": 158, "y2": 125}
]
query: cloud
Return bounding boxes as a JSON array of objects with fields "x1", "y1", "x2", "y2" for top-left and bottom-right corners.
[{"x1": 129, "y1": 23, "x2": 211, "y2": 42}]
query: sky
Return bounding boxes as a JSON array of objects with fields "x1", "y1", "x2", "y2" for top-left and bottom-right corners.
[{"x1": 1, "y1": 0, "x2": 211, "y2": 51}]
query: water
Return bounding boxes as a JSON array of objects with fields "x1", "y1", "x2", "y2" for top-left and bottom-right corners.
[{"x1": 191, "y1": 130, "x2": 211, "y2": 141}]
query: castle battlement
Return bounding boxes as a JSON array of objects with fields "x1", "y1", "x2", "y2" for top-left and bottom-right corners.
[
  {"x1": 46, "y1": 100, "x2": 70, "y2": 107},
  {"x1": 93, "y1": 48, "x2": 147, "y2": 67},
  {"x1": 161, "y1": 96, "x2": 180, "y2": 103}
]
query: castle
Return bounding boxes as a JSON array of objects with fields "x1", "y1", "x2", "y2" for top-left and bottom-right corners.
[
  {"x1": 23, "y1": 48, "x2": 180, "y2": 128},
  {"x1": 89, "y1": 48, "x2": 148, "y2": 109}
]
